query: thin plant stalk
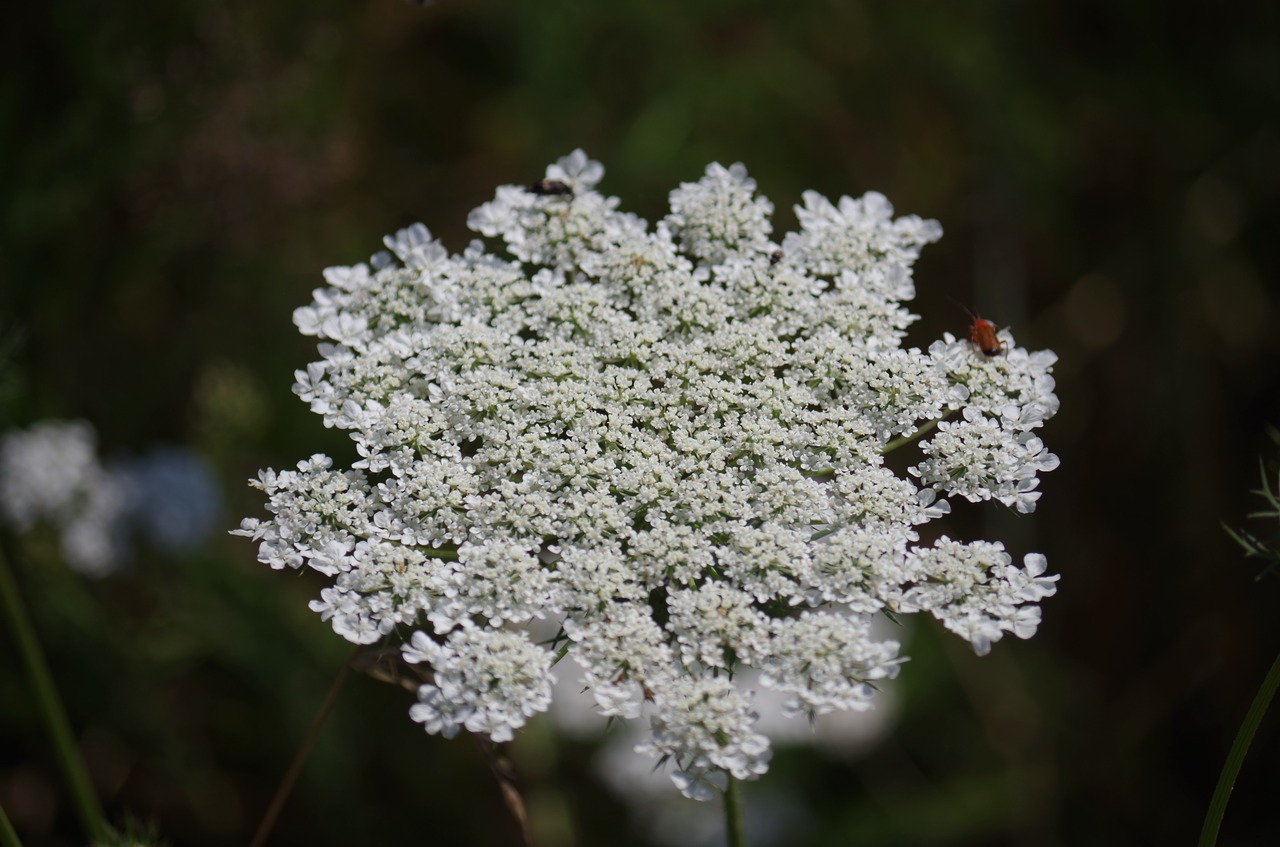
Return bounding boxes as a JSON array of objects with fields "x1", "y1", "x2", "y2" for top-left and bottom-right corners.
[
  {"x1": 1198, "y1": 648, "x2": 1280, "y2": 847},
  {"x1": 723, "y1": 778, "x2": 745, "y2": 847},
  {"x1": 348, "y1": 649, "x2": 532, "y2": 844},
  {"x1": 0, "y1": 544, "x2": 106, "y2": 845},
  {"x1": 881, "y1": 413, "x2": 954, "y2": 455},
  {"x1": 472, "y1": 736, "x2": 530, "y2": 847},
  {"x1": 0, "y1": 802, "x2": 24, "y2": 847},
  {"x1": 249, "y1": 648, "x2": 355, "y2": 847}
]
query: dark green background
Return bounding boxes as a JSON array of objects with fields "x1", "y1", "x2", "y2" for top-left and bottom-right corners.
[{"x1": 3, "y1": 1, "x2": 1279, "y2": 844}]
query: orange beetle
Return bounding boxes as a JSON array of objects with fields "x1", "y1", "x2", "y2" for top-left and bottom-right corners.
[
  {"x1": 968, "y1": 314, "x2": 1006, "y2": 357},
  {"x1": 949, "y1": 299, "x2": 1007, "y2": 357}
]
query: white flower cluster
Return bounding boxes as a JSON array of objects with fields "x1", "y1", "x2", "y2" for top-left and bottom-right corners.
[
  {"x1": 1, "y1": 420, "x2": 127, "y2": 575},
  {"x1": 1, "y1": 421, "x2": 223, "y2": 575},
  {"x1": 236, "y1": 151, "x2": 1060, "y2": 798}
]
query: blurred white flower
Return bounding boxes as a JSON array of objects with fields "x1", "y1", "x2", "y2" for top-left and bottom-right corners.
[
  {"x1": 0, "y1": 420, "x2": 127, "y2": 575},
  {"x1": 1, "y1": 421, "x2": 223, "y2": 574},
  {"x1": 237, "y1": 151, "x2": 1060, "y2": 798}
]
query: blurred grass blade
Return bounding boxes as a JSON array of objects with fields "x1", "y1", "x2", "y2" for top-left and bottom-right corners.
[
  {"x1": 0, "y1": 802, "x2": 24, "y2": 847},
  {"x1": 0, "y1": 544, "x2": 106, "y2": 844},
  {"x1": 1199, "y1": 649, "x2": 1280, "y2": 846}
]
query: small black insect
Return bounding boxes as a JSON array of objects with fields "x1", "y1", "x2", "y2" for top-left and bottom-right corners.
[
  {"x1": 529, "y1": 178, "x2": 574, "y2": 197},
  {"x1": 769, "y1": 250, "x2": 784, "y2": 266}
]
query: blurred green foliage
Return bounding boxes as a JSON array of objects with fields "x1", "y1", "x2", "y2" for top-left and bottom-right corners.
[
  {"x1": 1225, "y1": 428, "x2": 1280, "y2": 581},
  {"x1": 2, "y1": 0, "x2": 1279, "y2": 845}
]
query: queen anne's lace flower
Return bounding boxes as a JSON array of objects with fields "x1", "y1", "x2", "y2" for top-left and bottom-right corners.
[
  {"x1": 403, "y1": 627, "x2": 554, "y2": 743},
  {"x1": 235, "y1": 151, "x2": 1061, "y2": 798},
  {"x1": 1, "y1": 421, "x2": 127, "y2": 575}
]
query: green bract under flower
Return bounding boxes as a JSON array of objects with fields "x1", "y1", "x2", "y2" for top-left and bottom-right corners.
[{"x1": 235, "y1": 151, "x2": 1060, "y2": 799}]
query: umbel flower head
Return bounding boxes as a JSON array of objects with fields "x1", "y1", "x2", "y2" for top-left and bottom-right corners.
[
  {"x1": 235, "y1": 151, "x2": 1060, "y2": 799},
  {"x1": 1, "y1": 420, "x2": 127, "y2": 575}
]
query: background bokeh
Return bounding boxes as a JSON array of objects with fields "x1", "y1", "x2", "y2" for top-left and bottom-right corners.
[{"x1": 3, "y1": 1, "x2": 1279, "y2": 844}]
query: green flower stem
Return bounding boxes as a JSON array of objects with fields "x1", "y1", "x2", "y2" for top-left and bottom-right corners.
[
  {"x1": 723, "y1": 777, "x2": 745, "y2": 847},
  {"x1": 0, "y1": 802, "x2": 24, "y2": 847},
  {"x1": 1199, "y1": 647, "x2": 1280, "y2": 847},
  {"x1": 0, "y1": 544, "x2": 106, "y2": 845},
  {"x1": 881, "y1": 418, "x2": 942, "y2": 455}
]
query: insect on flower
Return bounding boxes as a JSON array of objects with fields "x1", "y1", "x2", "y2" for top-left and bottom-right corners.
[
  {"x1": 968, "y1": 314, "x2": 1006, "y2": 357},
  {"x1": 950, "y1": 300, "x2": 1007, "y2": 357},
  {"x1": 529, "y1": 178, "x2": 574, "y2": 197}
]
